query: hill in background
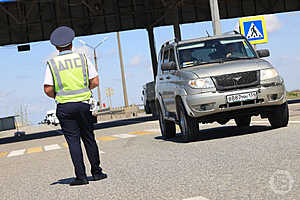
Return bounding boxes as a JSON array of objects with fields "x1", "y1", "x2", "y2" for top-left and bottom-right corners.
[{"x1": 287, "y1": 90, "x2": 300, "y2": 99}]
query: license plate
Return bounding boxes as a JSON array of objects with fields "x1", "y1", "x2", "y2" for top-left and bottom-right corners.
[{"x1": 227, "y1": 92, "x2": 257, "y2": 103}]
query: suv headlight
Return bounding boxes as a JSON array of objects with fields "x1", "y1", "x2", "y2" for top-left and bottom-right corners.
[
  {"x1": 189, "y1": 78, "x2": 215, "y2": 89},
  {"x1": 260, "y1": 68, "x2": 278, "y2": 81}
]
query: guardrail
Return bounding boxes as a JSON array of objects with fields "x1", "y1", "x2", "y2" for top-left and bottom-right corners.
[{"x1": 95, "y1": 104, "x2": 143, "y2": 120}]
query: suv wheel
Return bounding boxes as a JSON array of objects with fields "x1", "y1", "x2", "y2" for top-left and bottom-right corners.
[
  {"x1": 157, "y1": 103, "x2": 176, "y2": 139},
  {"x1": 268, "y1": 102, "x2": 289, "y2": 128},
  {"x1": 235, "y1": 116, "x2": 251, "y2": 127},
  {"x1": 178, "y1": 101, "x2": 199, "y2": 142},
  {"x1": 144, "y1": 103, "x2": 151, "y2": 114}
]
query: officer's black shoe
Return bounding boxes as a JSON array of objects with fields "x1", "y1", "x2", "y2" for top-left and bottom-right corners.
[
  {"x1": 69, "y1": 178, "x2": 89, "y2": 186},
  {"x1": 93, "y1": 172, "x2": 107, "y2": 181}
]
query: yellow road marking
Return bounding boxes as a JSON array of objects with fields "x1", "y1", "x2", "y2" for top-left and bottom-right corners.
[
  {"x1": 128, "y1": 131, "x2": 156, "y2": 135},
  {"x1": 62, "y1": 142, "x2": 68, "y2": 148},
  {"x1": 97, "y1": 136, "x2": 118, "y2": 141},
  {"x1": 0, "y1": 152, "x2": 8, "y2": 158},
  {"x1": 27, "y1": 147, "x2": 43, "y2": 154}
]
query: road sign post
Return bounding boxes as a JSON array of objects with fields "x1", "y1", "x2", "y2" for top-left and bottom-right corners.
[
  {"x1": 105, "y1": 88, "x2": 114, "y2": 109},
  {"x1": 240, "y1": 16, "x2": 268, "y2": 45}
]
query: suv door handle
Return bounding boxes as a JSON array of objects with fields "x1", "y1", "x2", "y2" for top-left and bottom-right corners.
[{"x1": 166, "y1": 76, "x2": 170, "y2": 79}]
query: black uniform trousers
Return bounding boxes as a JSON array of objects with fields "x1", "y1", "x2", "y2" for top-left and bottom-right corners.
[{"x1": 56, "y1": 102, "x2": 102, "y2": 179}]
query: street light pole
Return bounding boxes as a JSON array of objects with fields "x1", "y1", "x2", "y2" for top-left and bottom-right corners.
[
  {"x1": 79, "y1": 37, "x2": 108, "y2": 110},
  {"x1": 116, "y1": 32, "x2": 129, "y2": 108},
  {"x1": 93, "y1": 49, "x2": 102, "y2": 110}
]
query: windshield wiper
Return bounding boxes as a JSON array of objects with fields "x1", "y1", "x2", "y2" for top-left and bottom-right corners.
[
  {"x1": 222, "y1": 56, "x2": 256, "y2": 62},
  {"x1": 181, "y1": 57, "x2": 255, "y2": 67}
]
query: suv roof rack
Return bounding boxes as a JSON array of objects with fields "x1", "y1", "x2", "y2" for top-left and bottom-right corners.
[
  {"x1": 223, "y1": 30, "x2": 241, "y2": 35},
  {"x1": 162, "y1": 38, "x2": 178, "y2": 48}
]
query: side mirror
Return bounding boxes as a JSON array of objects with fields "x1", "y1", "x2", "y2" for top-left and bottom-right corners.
[
  {"x1": 161, "y1": 61, "x2": 177, "y2": 71},
  {"x1": 257, "y1": 49, "x2": 270, "y2": 58}
]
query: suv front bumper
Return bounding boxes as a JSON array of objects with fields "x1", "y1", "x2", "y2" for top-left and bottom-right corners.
[{"x1": 182, "y1": 84, "x2": 286, "y2": 119}]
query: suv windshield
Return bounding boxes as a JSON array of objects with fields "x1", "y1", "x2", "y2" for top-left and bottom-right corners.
[{"x1": 177, "y1": 37, "x2": 257, "y2": 68}]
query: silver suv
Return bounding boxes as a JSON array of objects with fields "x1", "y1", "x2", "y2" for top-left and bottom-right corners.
[{"x1": 155, "y1": 33, "x2": 289, "y2": 142}]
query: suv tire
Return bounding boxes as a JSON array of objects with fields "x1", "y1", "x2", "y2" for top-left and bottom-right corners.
[
  {"x1": 157, "y1": 103, "x2": 176, "y2": 139},
  {"x1": 268, "y1": 102, "x2": 289, "y2": 128},
  {"x1": 178, "y1": 101, "x2": 199, "y2": 142},
  {"x1": 235, "y1": 116, "x2": 251, "y2": 127},
  {"x1": 144, "y1": 103, "x2": 151, "y2": 114}
]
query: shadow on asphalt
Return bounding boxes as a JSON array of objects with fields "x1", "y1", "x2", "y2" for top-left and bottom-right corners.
[
  {"x1": 93, "y1": 116, "x2": 157, "y2": 130},
  {"x1": 50, "y1": 176, "x2": 95, "y2": 185},
  {"x1": 288, "y1": 99, "x2": 300, "y2": 104},
  {"x1": 0, "y1": 116, "x2": 157, "y2": 145},
  {"x1": 0, "y1": 129, "x2": 63, "y2": 145},
  {"x1": 155, "y1": 125, "x2": 273, "y2": 143}
]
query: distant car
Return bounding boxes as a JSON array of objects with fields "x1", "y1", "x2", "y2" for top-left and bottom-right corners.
[
  {"x1": 45, "y1": 110, "x2": 59, "y2": 126},
  {"x1": 156, "y1": 33, "x2": 289, "y2": 142}
]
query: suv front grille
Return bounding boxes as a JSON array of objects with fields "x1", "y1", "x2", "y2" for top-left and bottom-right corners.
[{"x1": 212, "y1": 71, "x2": 260, "y2": 91}]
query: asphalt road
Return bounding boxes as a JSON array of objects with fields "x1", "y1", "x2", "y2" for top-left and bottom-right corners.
[{"x1": 1, "y1": 104, "x2": 300, "y2": 200}]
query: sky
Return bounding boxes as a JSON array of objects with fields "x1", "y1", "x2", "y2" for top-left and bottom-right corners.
[{"x1": 0, "y1": 11, "x2": 300, "y2": 124}]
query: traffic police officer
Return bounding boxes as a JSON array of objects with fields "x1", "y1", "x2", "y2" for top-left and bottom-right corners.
[{"x1": 44, "y1": 26, "x2": 107, "y2": 186}]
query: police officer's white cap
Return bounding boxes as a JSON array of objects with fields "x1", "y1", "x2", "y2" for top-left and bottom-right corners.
[{"x1": 50, "y1": 26, "x2": 75, "y2": 47}]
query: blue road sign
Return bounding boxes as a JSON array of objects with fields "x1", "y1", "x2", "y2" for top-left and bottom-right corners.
[{"x1": 240, "y1": 16, "x2": 268, "y2": 44}]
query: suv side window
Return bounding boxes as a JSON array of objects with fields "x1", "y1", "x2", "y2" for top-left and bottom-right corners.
[
  {"x1": 163, "y1": 49, "x2": 169, "y2": 63},
  {"x1": 158, "y1": 50, "x2": 163, "y2": 68},
  {"x1": 169, "y1": 48, "x2": 175, "y2": 62}
]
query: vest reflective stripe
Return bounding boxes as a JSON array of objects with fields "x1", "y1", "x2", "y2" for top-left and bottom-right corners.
[
  {"x1": 56, "y1": 87, "x2": 90, "y2": 96},
  {"x1": 48, "y1": 53, "x2": 91, "y2": 103},
  {"x1": 48, "y1": 59, "x2": 63, "y2": 91},
  {"x1": 49, "y1": 53, "x2": 88, "y2": 94},
  {"x1": 78, "y1": 53, "x2": 88, "y2": 88}
]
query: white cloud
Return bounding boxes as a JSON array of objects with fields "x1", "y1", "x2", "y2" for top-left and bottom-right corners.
[
  {"x1": 0, "y1": 90, "x2": 16, "y2": 99},
  {"x1": 264, "y1": 14, "x2": 282, "y2": 32},
  {"x1": 129, "y1": 54, "x2": 143, "y2": 67},
  {"x1": 73, "y1": 46, "x2": 94, "y2": 59},
  {"x1": 43, "y1": 50, "x2": 57, "y2": 64}
]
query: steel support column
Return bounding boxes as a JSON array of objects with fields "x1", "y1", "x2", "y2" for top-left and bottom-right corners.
[
  {"x1": 209, "y1": 0, "x2": 222, "y2": 35},
  {"x1": 173, "y1": 5, "x2": 182, "y2": 41},
  {"x1": 173, "y1": 23, "x2": 182, "y2": 41},
  {"x1": 147, "y1": 27, "x2": 158, "y2": 79}
]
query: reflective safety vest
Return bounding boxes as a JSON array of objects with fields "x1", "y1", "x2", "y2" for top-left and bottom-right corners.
[{"x1": 47, "y1": 52, "x2": 91, "y2": 104}]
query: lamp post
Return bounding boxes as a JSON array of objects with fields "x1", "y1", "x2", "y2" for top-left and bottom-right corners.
[
  {"x1": 79, "y1": 37, "x2": 109, "y2": 110},
  {"x1": 116, "y1": 32, "x2": 129, "y2": 108}
]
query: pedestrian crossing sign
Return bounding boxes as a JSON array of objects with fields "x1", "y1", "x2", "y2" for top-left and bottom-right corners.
[{"x1": 240, "y1": 16, "x2": 268, "y2": 45}]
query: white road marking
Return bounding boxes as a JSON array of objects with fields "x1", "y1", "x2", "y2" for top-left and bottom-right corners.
[
  {"x1": 7, "y1": 149, "x2": 26, "y2": 157},
  {"x1": 183, "y1": 196, "x2": 210, "y2": 200},
  {"x1": 144, "y1": 129, "x2": 161, "y2": 133},
  {"x1": 251, "y1": 120, "x2": 300, "y2": 124},
  {"x1": 226, "y1": 120, "x2": 300, "y2": 125},
  {"x1": 288, "y1": 121, "x2": 300, "y2": 124},
  {"x1": 112, "y1": 134, "x2": 137, "y2": 139},
  {"x1": 44, "y1": 144, "x2": 61, "y2": 151}
]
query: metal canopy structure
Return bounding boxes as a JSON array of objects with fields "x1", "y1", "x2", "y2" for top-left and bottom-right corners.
[{"x1": 0, "y1": 0, "x2": 300, "y2": 46}]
